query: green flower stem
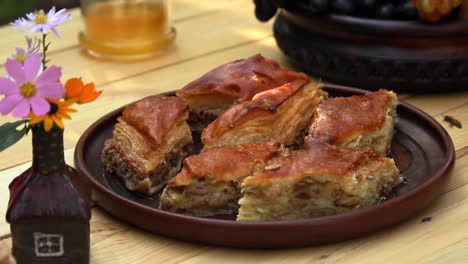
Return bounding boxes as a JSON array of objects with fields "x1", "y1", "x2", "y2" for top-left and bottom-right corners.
[{"x1": 41, "y1": 33, "x2": 48, "y2": 69}]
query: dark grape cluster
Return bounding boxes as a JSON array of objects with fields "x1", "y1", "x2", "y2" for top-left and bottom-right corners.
[
  {"x1": 254, "y1": 0, "x2": 421, "y2": 21},
  {"x1": 291, "y1": 0, "x2": 418, "y2": 20},
  {"x1": 254, "y1": 0, "x2": 278, "y2": 22}
]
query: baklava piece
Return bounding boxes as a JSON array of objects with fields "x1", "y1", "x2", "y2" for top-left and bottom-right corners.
[
  {"x1": 309, "y1": 90, "x2": 397, "y2": 156},
  {"x1": 101, "y1": 95, "x2": 193, "y2": 195},
  {"x1": 176, "y1": 54, "x2": 310, "y2": 132},
  {"x1": 201, "y1": 79, "x2": 326, "y2": 149},
  {"x1": 237, "y1": 138, "x2": 402, "y2": 221},
  {"x1": 159, "y1": 140, "x2": 284, "y2": 216}
]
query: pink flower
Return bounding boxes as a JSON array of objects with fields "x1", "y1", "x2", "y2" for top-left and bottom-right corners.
[
  {"x1": 0, "y1": 54, "x2": 65, "y2": 117},
  {"x1": 11, "y1": 7, "x2": 71, "y2": 38}
]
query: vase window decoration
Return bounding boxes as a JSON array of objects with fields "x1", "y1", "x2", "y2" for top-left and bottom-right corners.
[{"x1": 0, "y1": 7, "x2": 102, "y2": 264}]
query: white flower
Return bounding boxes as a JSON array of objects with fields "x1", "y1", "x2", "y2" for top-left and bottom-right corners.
[
  {"x1": 11, "y1": 37, "x2": 41, "y2": 63},
  {"x1": 11, "y1": 7, "x2": 71, "y2": 38}
]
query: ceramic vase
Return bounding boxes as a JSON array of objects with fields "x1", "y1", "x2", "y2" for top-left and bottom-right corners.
[{"x1": 6, "y1": 125, "x2": 91, "y2": 264}]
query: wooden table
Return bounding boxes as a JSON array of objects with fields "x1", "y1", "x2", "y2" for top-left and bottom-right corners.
[{"x1": 0, "y1": 1, "x2": 467, "y2": 263}]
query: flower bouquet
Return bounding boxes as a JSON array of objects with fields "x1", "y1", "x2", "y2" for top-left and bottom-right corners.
[
  {"x1": 0, "y1": 7, "x2": 101, "y2": 264},
  {"x1": 0, "y1": 7, "x2": 101, "y2": 150}
]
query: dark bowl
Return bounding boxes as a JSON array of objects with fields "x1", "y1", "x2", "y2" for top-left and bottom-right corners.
[
  {"x1": 274, "y1": 10, "x2": 468, "y2": 93},
  {"x1": 74, "y1": 84, "x2": 455, "y2": 248}
]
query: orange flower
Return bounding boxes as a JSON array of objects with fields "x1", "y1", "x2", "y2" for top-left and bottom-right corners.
[
  {"x1": 65, "y1": 77, "x2": 102, "y2": 104},
  {"x1": 29, "y1": 99, "x2": 76, "y2": 132}
]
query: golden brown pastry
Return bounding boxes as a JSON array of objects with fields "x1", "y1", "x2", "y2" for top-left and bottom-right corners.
[
  {"x1": 101, "y1": 95, "x2": 193, "y2": 195},
  {"x1": 237, "y1": 137, "x2": 402, "y2": 221},
  {"x1": 201, "y1": 79, "x2": 327, "y2": 149},
  {"x1": 159, "y1": 140, "x2": 284, "y2": 216},
  {"x1": 309, "y1": 90, "x2": 397, "y2": 156},
  {"x1": 176, "y1": 54, "x2": 310, "y2": 132}
]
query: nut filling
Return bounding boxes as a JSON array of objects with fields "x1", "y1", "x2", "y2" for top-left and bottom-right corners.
[
  {"x1": 102, "y1": 143, "x2": 193, "y2": 195},
  {"x1": 187, "y1": 109, "x2": 221, "y2": 133},
  {"x1": 160, "y1": 179, "x2": 242, "y2": 216}
]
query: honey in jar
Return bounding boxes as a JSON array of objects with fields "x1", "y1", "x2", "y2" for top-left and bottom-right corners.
[{"x1": 79, "y1": 0, "x2": 176, "y2": 59}]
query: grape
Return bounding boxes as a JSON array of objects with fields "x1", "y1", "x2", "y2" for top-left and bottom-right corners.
[
  {"x1": 331, "y1": 0, "x2": 356, "y2": 14},
  {"x1": 307, "y1": 0, "x2": 329, "y2": 12},
  {"x1": 290, "y1": 0, "x2": 324, "y2": 14},
  {"x1": 376, "y1": 2, "x2": 395, "y2": 19},
  {"x1": 354, "y1": 0, "x2": 377, "y2": 17},
  {"x1": 395, "y1": 1, "x2": 418, "y2": 20},
  {"x1": 254, "y1": 0, "x2": 278, "y2": 22},
  {"x1": 355, "y1": 0, "x2": 377, "y2": 10},
  {"x1": 272, "y1": 0, "x2": 288, "y2": 8}
]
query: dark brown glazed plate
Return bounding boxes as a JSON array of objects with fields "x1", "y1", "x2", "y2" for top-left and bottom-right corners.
[{"x1": 74, "y1": 84, "x2": 455, "y2": 248}]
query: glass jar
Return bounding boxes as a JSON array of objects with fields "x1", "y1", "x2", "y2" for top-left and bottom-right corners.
[{"x1": 78, "y1": 0, "x2": 176, "y2": 60}]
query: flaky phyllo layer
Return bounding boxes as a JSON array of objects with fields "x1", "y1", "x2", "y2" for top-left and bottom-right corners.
[
  {"x1": 102, "y1": 95, "x2": 193, "y2": 195},
  {"x1": 202, "y1": 80, "x2": 326, "y2": 149},
  {"x1": 238, "y1": 138, "x2": 402, "y2": 221}
]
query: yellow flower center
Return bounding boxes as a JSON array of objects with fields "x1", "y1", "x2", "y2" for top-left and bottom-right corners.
[
  {"x1": 21, "y1": 82, "x2": 36, "y2": 97},
  {"x1": 35, "y1": 10, "x2": 48, "y2": 24},
  {"x1": 15, "y1": 53, "x2": 26, "y2": 64}
]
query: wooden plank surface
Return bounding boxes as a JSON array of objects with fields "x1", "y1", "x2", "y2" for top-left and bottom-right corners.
[{"x1": 0, "y1": 0, "x2": 468, "y2": 263}]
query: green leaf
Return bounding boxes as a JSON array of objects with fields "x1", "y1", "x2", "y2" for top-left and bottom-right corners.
[{"x1": 0, "y1": 120, "x2": 30, "y2": 152}]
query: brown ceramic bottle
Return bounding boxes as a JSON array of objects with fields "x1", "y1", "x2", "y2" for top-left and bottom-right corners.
[{"x1": 6, "y1": 125, "x2": 91, "y2": 264}]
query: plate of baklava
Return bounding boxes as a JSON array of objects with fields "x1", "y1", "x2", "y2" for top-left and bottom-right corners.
[{"x1": 75, "y1": 55, "x2": 455, "y2": 248}]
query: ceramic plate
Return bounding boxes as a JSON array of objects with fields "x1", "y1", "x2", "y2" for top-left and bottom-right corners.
[{"x1": 74, "y1": 84, "x2": 455, "y2": 248}]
